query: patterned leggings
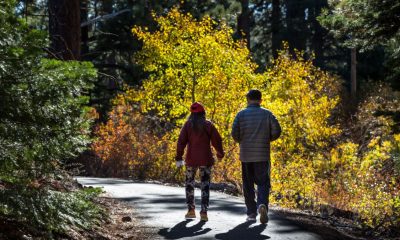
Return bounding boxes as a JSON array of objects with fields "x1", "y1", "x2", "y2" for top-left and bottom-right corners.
[{"x1": 185, "y1": 166, "x2": 211, "y2": 212}]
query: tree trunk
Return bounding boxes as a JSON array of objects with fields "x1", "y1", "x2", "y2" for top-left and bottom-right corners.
[
  {"x1": 285, "y1": 0, "x2": 307, "y2": 54},
  {"x1": 351, "y1": 48, "x2": 357, "y2": 99},
  {"x1": 271, "y1": 0, "x2": 281, "y2": 59},
  {"x1": 191, "y1": 76, "x2": 196, "y2": 103},
  {"x1": 237, "y1": 0, "x2": 251, "y2": 49},
  {"x1": 81, "y1": 0, "x2": 89, "y2": 60},
  {"x1": 285, "y1": 0, "x2": 295, "y2": 54},
  {"x1": 48, "y1": 0, "x2": 81, "y2": 60},
  {"x1": 311, "y1": 0, "x2": 328, "y2": 66}
]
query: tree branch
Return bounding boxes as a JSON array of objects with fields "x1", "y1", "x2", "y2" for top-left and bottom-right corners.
[{"x1": 80, "y1": 9, "x2": 130, "y2": 27}]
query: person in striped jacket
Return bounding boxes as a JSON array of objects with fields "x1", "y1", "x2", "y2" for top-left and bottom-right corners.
[{"x1": 231, "y1": 89, "x2": 281, "y2": 224}]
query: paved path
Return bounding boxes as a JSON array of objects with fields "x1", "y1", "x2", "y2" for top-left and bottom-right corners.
[{"x1": 77, "y1": 177, "x2": 325, "y2": 240}]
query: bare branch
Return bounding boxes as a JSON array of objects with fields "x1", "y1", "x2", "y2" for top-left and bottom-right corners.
[{"x1": 80, "y1": 9, "x2": 130, "y2": 27}]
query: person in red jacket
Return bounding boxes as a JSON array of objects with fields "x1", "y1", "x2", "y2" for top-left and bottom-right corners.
[{"x1": 176, "y1": 102, "x2": 225, "y2": 222}]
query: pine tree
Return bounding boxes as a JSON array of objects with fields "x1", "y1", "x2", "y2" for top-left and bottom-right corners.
[
  {"x1": 48, "y1": 0, "x2": 81, "y2": 60},
  {"x1": 271, "y1": 0, "x2": 282, "y2": 59},
  {"x1": 237, "y1": 0, "x2": 251, "y2": 49},
  {"x1": 319, "y1": 0, "x2": 400, "y2": 89},
  {"x1": 0, "y1": 0, "x2": 101, "y2": 232}
]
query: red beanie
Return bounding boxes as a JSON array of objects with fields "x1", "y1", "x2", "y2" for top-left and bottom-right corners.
[{"x1": 190, "y1": 102, "x2": 205, "y2": 113}]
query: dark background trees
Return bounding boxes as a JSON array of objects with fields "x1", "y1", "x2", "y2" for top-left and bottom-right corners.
[
  {"x1": 17, "y1": 0, "x2": 397, "y2": 118},
  {"x1": 320, "y1": 0, "x2": 400, "y2": 90}
]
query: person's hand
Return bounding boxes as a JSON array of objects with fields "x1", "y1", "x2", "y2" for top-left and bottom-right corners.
[{"x1": 176, "y1": 160, "x2": 185, "y2": 168}]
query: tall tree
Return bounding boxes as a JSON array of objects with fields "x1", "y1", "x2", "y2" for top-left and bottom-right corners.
[
  {"x1": 271, "y1": 0, "x2": 281, "y2": 59},
  {"x1": 81, "y1": 0, "x2": 89, "y2": 58},
  {"x1": 310, "y1": 0, "x2": 328, "y2": 66},
  {"x1": 237, "y1": 0, "x2": 251, "y2": 49},
  {"x1": 351, "y1": 48, "x2": 357, "y2": 99},
  {"x1": 285, "y1": 0, "x2": 307, "y2": 54},
  {"x1": 319, "y1": 0, "x2": 400, "y2": 90},
  {"x1": 48, "y1": 0, "x2": 81, "y2": 60}
]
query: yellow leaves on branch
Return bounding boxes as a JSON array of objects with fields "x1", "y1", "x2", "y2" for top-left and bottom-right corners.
[
  {"x1": 131, "y1": 8, "x2": 258, "y2": 133},
  {"x1": 91, "y1": 8, "x2": 400, "y2": 229},
  {"x1": 91, "y1": 105, "x2": 176, "y2": 179},
  {"x1": 265, "y1": 45, "x2": 341, "y2": 155}
]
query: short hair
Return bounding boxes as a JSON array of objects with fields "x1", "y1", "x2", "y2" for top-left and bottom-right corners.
[{"x1": 246, "y1": 89, "x2": 262, "y2": 101}]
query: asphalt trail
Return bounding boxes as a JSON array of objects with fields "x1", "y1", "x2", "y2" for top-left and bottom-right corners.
[{"x1": 77, "y1": 177, "x2": 325, "y2": 240}]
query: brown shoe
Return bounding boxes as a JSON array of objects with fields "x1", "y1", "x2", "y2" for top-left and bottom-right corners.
[
  {"x1": 258, "y1": 204, "x2": 268, "y2": 224},
  {"x1": 185, "y1": 208, "x2": 196, "y2": 219},
  {"x1": 200, "y1": 211, "x2": 208, "y2": 222}
]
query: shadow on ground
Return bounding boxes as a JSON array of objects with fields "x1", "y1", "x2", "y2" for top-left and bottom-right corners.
[
  {"x1": 215, "y1": 221, "x2": 270, "y2": 240},
  {"x1": 118, "y1": 193, "x2": 246, "y2": 215},
  {"x1": 158, "y1": 220, "x2": 211, "y2": 239}
]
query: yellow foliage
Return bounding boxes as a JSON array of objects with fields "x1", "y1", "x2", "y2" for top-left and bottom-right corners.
[
  {"x1": 264, "y1": 46, "x2": 341, "y2": 156},
  {"x1": 315, "y1": 85, "x2": 400, "y2": 228},
  {"x1": 91, "y1": 103, "x2": 183, "y2": 180},
  {"x1": 90, "y1": 8, "x2": 400, "y2": 230},
  {"x1": 131, "y1": 8, "x2": 261, "y2": 141},
  {"x1": 127, "y1": 9, "x2": 341, "y2": 193}
]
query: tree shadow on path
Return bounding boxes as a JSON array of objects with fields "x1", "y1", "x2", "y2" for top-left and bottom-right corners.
[
  {"x1": 158, "y1": 220, "x2": 211, "y2": 239},
  {"x1": 215, "y1": 221, "x2": 270, "y2": 240}
]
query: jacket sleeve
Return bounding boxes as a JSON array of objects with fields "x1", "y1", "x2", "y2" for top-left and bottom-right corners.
[
  {"x1": 231, "y1": 113, "x2": 241, "y2": 143},
  {"x1": 270, "y1": 113, "x2": 281, "y2": 141},
  {"x1": 176, "y1": 122, "x2": 189, "y2": 161},
  {"x1": 210, "y1": 124, "x2": 224, "y2": 159}
]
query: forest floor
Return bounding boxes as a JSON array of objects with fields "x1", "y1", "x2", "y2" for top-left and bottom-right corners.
[
  {"x1": 0, "y1": 196, "x2": 157, "y2": 240},
  {"x1": 63, "y1": 196, "x2": 158, "y2": 240}
]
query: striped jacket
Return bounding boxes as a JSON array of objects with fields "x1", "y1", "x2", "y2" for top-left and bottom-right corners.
[{"x1": 231, "y1": 103, "x2": 281, "y2": 162}]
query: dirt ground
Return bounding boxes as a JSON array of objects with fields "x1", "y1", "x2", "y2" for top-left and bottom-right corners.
[
  {"x1": 63, "y1": 197, "x2": 158, "y2": 240},
  {"x1": 0, "y1": 196, "x2": 157, "y2": 240}
]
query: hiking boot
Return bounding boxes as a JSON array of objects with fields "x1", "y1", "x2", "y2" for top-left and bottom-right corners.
[
  {"x1": 258, "y1": 204, "x2": 268, "y2": 224},
  {"x1": 185, "y1": 208, "x2": 196, "y2": 219},
  {"x1": 200, "y1": 211, "x2": 208, "y2": 222},
  {"x1": 246, "y1": 213, "x2": 257, "y2": 222}
]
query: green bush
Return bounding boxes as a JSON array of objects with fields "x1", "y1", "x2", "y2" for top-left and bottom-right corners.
[
  {"x1": 0, "y1": 187, "x2": 103, "y2": 232},
  {"x1": 0, "y1": 0, "x2": 100, "y2": 233}
]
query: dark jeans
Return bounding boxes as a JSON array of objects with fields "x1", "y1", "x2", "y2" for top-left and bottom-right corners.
[{"x1": 241, "y1": 161, "x2": 270, "y2": 215}]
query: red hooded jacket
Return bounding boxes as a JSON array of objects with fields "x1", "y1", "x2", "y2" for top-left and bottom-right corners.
[{"x1": 176, "y1": 120, "x2": 224, "y2": 167}]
